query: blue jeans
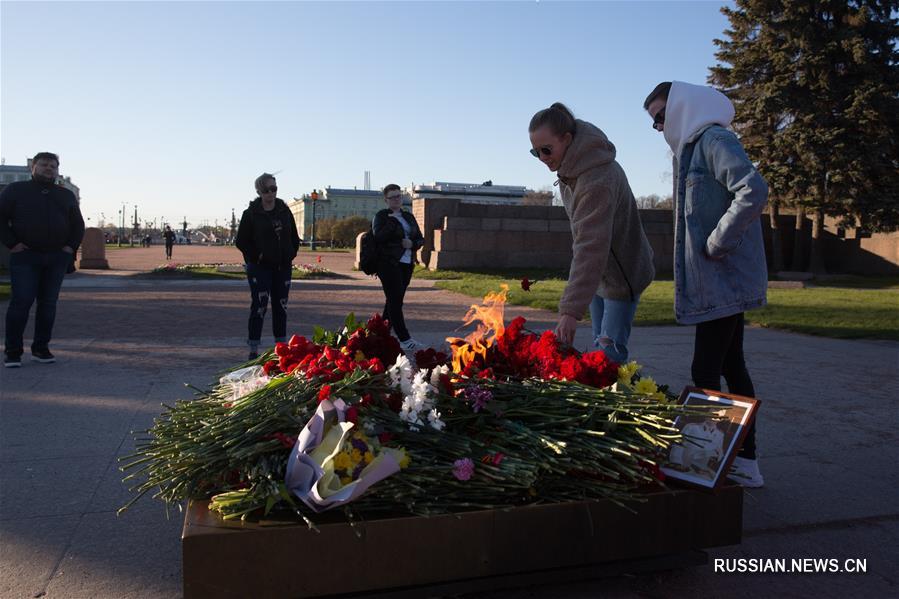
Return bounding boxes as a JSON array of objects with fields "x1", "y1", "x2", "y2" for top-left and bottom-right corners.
[
  {"x1": 588, "y1": 294, "x2": 640, "y2": 363},
  {"x1": 245, "y1": 263, "x2": 292, "y2": 348},
  {"x1": 5, "y1": 249, "x2": 70, "y2": 354}
]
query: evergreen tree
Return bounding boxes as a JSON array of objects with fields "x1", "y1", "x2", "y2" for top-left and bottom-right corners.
[{"x1": 710, "y1": 0, "x2": 899, "y2": 273}]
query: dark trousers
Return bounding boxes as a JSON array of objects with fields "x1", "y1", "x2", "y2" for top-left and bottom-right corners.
[
  {"x1": 5, "y1": 249, "x2": 70, "y2": 354},
  {"x1": 378, "y1": 260, "x2": 414, "y2": 342},
  {"x1": 246, "y1": 263, "x2": 292, "y2": 345},
  {"x1": 692, "y1": 312, "x2": 757, "y2": 459},
  {"x1": 165, "y1": 243, "x2": 173, "y2": 260}
]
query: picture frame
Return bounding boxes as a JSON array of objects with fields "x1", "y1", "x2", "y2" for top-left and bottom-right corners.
[{"x1": 660, "y1": 387, "x2": 760, "y2": 489}]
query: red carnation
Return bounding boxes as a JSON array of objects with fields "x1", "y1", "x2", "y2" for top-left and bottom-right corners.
[
  {"x1": 262, "y1": 360, "x2": 281, "y2": 376},
  {"x1": 317, "y1": 385, "x2": 332, "y2": 403},
  {"x1": 520, "y1": 277, "x2": 532, "y2": 291}
]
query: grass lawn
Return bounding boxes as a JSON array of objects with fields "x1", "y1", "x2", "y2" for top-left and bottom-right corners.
[
  {"x1": 146, "y1": 265, "x2": 346, "y2": 280},
  {"x1": 422, "y1": 267, "x2": 899, "y2": 340},
  {"x1": 0, "y1": 283, "x2": 9, "y2": 301}
]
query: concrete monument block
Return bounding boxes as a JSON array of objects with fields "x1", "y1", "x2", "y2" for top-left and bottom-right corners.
[
  {"x1": 501, "y1": 218, "x2": 549, "y2": 232},
  {"x1": 549, "y1": 220, "x2": 571, "y2": 233},
  {"x1": 78, "y1": 227, "x2": 109, "y2": 269}
]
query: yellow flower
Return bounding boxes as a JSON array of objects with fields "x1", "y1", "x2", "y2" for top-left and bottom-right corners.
[
  {"x1": 398, "y1": 449, "x2": 410, "y2": 469},
  {"x1": 633, "y1": 376, "x2": 659, "y2": 396},
  {"x1": 617, "y1": 361, "x2": 641, "y2": 385},
  {"x1": 340, "y1": 476, "x2": 353, "y2": 485},
  {"x1": 333, "y1": 451, "x2": 352, "y2": 471},
  {"x1": 355, "y1": 350, "x2": 367, "y2": 362},
  {"x1": 364, "y1": 451, "x2": 374, "y2": 464},
  {"x1": 651, "y1": 391, "x2": 667, "y2": 403},
  {"x1": 350, "y1": 448, "x2": 363, "y2": 465}
]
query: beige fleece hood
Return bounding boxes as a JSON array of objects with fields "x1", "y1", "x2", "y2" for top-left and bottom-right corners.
[{"x1": 557, "y1": 120, "x2": 617, "y2": 181}]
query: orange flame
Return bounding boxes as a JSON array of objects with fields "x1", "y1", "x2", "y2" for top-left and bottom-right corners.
[{"x1": 447, "y1": 285, "x2": 509, "y2": 373}]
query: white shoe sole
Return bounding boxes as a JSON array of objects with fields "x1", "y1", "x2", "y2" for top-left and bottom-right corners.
[
  {"x1": 31, "y1": 356, "x2": 56, "y2": 364},
  {"x1": 4, "y1": 362, "x2": 22, "y2": 368},
  {"x1": 727, "y1": 473, "x2": 765, "y2": 488}
]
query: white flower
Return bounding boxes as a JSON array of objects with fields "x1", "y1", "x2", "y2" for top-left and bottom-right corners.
[
  {"x1": 411, "y1": 371, "x2": 432, "y2": 398},
  {"x1": 428, "y1": 409, "x2": 446, "y2": 431},
  {"x1": 429, "y1": 364, "x2": 450, "y2": 387},
  {"x1": 388, "y1": 354, "x2": 414, "y2": 395},
  {"x1": 400, "y1": 396, "x2": 417, "y2": 414}
]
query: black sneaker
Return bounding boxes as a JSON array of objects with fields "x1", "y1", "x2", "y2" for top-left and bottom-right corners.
[
  {"x1": 4, "y1": 351, "x2": 22, "y2": 368},
  {"x1": 31, "y1": 349, "x2": 56, "y2": 363}
]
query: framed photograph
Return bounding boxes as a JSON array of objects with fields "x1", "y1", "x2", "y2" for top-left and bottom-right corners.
[{"x1": 660, "y1": 387, "x2": 760, "y2": 489}]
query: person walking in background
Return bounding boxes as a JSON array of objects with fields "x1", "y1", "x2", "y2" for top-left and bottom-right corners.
[
  {"x1": 235, "y1": 173, "x2": 300, "y2": 360},
  {"x1": 528, "y1": 103, "x2": 655, "y2": 362},
  {"x1": 0, "y1": 152, "x2": 85, "y2": 368},
  {"x1": 372, "y1": 184, "x2": 426, "y2": 352},
  {"x1": 644, "y1": 81, "x2": 768, "y2": 487},
  {"x1": 163, "y1": 225, "x2": 176, "y2": 260}
]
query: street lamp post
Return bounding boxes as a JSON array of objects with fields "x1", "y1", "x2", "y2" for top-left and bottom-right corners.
[
  {"x1": 310, "y1": 190, "x2": 319, "y2": 251},
  {"x1": 118, "y1": 205, "x2": 125, "y2": 247}
]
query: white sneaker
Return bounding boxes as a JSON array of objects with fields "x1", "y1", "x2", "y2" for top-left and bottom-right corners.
[
  {"x1": 727, "y1": 456, "x2": 765, "y2": 488},
  {"x1": 400, "y1": 338, "x2": 427, "y2": 353}
]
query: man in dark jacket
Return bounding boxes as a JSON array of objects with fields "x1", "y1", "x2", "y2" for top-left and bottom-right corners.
[
  {"x1": 372, "y1": 184, "x2": 426, "y2": 352},
  {"x1": 235, "y1": 173, "x2": 301, "y2": 359},
  {"x1": 163, "y1": 225, "x2": 176, "y2": 259},
  {"x1": 0, "y1": 152, "x2": 84, "y2": 368}
]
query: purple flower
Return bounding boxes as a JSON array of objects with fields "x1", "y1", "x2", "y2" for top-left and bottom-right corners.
[
  {"x1": 463, "y1": 386, "x2": 493, "y2": 413},
  {"x1": 452, "y1": 458, "x2": 475, "y2": 481},
  {"x1": 351, "y1": 438, "x2": 368, "y2": 453}
]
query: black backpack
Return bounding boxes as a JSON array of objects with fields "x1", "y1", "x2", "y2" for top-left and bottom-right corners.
[{"x1": 359, "y1": 228, "x2": 378, "y2": 275}]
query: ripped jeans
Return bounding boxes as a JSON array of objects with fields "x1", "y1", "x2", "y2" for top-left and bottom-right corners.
[
  {"x1": 588, "y1": 294, "x2": 640, "y2": 364},
  {"x1": 246, "y1": 263, "x2": 292, "y2": 349}
]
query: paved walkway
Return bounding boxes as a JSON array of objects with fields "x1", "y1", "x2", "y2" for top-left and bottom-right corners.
[{"x1": 1, "y1": 247, "x2": 897, "y2": 597}]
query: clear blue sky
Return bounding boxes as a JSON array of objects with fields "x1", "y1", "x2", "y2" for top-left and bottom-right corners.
[{"x1": 1, "y1": 1, "x2": 732, "y2": 228}]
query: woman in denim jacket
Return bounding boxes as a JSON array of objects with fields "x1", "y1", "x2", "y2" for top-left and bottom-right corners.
[{"x1": 644, "y1": 81, "x2": 768, "y2": 487}]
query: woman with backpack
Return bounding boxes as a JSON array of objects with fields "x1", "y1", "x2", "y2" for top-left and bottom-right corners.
[
  {"x1": 235, "y1": 173, "x2": 301, "y2": 360},
  {"x1": 372, "y1": 184, "x2": 426, "y2": 352}
]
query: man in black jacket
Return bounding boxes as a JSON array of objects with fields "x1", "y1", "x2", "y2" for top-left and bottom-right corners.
[
  {"x1": 235, "y1": 173, "x2": 301, "y2": 359},
  {"x1": 372, "y1": 184, "x2": 426, "y2": 352},
  {"x1": 0, "y1": 152, "x2": 84, "y2": 368}
]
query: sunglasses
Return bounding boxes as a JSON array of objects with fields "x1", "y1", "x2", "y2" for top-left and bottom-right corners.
[
  {"x1": 529, "y1": 145, "x2": 553, "y2": 158},
  {"x1": 262, "y1": 185, "x2": 277, "y2": 194},
  {"x1": 652, "y1": 107, "x2": 666, "y2": 130}
]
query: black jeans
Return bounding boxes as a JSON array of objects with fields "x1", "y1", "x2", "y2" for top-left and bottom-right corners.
[
  {"x1": 164, "y1": 243, "x2": 173, "y2": 260},
  {"x1": 692, "y1": 312, "x2": 757, "y2": 459},
  {"x1": 246, "y1": 263, "x2": 292, "y2": 346},
  {"x1": 5, "y1": 249, "x2": 70, "y2": 354},
  {"x1": 377, "y1": 260, "x2": 414, "y2": 342}
]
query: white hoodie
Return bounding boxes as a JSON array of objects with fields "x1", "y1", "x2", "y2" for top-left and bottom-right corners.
[{"x1": 663, "y1": 81, "x2": 735, "y2": 160}]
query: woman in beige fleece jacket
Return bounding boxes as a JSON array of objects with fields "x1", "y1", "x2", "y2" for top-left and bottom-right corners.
[{"x1": 528, "y1": 103, "x2": 655, "y2": 361}]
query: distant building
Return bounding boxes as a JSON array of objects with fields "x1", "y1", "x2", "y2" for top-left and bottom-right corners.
[
  {"x1": 0, "y1": 158, "x2": 81, "y2": 201},
  {"x1": 287, "y1": 187, "x2": 411, "y2": 241},
  {"x1": 410, "y1": 181, "x2": 530, "y2": 205}
]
